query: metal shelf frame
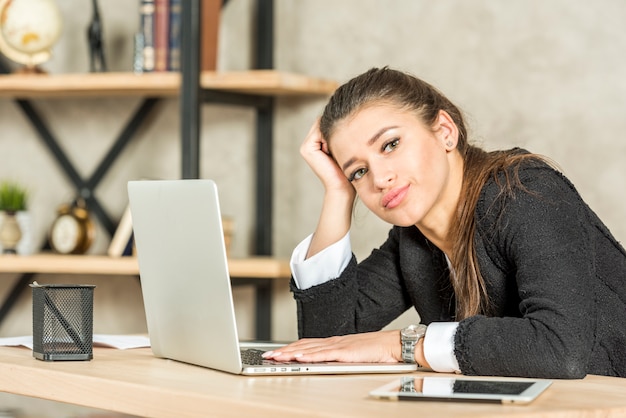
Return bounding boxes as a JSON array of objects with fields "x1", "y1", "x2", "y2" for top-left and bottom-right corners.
[
  {"x1": 0, "y1": 0, "x2": 278, "y2": 340},
  {"x1": 0, "y1": 60, "x2": 161, "y2": 237},
  {"x1": 182, "y1": 0, "x2": 275, "y2": 257},
  {"x1": 181, "y1": 0, "x2": 275, "y2": 339}
]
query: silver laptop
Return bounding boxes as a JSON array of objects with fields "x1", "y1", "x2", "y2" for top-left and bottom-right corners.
[{"x1": 128, "y1": 179, "x2": 417, "y2": 375}]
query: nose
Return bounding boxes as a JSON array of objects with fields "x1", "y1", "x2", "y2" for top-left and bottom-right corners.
[{"x1": 372, "y1": 164, "x2": 396, "y2": 190}]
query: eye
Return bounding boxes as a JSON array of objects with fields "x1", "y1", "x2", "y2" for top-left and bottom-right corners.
[
  {"x1": 383, "y1": 138, "x2": 399, "y2": 152},
  {"x1": 348, "y1": 167, "x2": 368, "y2": 182}
]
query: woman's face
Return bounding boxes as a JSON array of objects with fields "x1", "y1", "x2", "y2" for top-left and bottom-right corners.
[{"x1": 329, "y1": 103, "x2": 460, "y2": 229}]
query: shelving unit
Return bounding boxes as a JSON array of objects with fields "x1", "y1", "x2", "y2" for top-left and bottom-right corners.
[
  {"x1": 0, "y1": 254, "x2": 291, "y2": 278},
  {"x1": 0, "y1": 254, "x2": 290, "y2": 340},
  {"x1": 0, "y1": 0, "x2": 338, "y2": 340},
  {"x1": 181, "y1": 0, "x2": 283, "y2": 256},
  {"x1": 0, "y1": 70, "x2": 337, "y2": 98},
  {"x1": 0, "y1": 68, "x2": 336, "y2": 236}
]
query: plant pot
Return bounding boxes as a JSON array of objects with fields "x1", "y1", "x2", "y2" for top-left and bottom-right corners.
[
  {"x1": 17, "y1": 210, "x2": 35, "y2": 255},
  {"x1": 0, "y1": 210, "x2": 22, "y2": 254}
]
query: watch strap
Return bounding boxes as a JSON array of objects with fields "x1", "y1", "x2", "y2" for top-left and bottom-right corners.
[
  {"x1": 401, "y1": 324, "x2": 427, "y2": 365},
  {"x1": 401, "y1": 339, "x2": 418, "y2": 364}
]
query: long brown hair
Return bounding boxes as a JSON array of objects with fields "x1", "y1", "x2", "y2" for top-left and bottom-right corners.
[{"x1": 320, "y1": 67, "x2": 541, "y2": 319}]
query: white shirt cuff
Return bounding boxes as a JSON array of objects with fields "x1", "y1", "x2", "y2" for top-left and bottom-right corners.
[
  {"x1": 289, "y1": 232, "x2": 352, "y2": 290},
  {"x1": 423, "y1": 322, "x2": 461, "y2": 373}
]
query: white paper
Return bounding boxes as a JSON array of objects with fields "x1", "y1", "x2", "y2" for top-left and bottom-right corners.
[
  {"x1": 93, "y1": 334, "x2": 151, "y2": 349},
  {"x1": 0, "y1": 335, "x2": 32, "y2": 349},
  {"x1": 0, "y1": 334, "x2": 150, "y2": 350}
]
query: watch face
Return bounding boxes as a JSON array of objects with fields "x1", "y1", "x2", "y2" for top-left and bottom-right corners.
[
  {"x1": 51, "y1": 214, "x2": 80, "y2": 254},
  {"x1": 403, "y1": 329, "x2": 418, "y2": 338},
  {"x1": 402, "y1": 324, "x2": 427, "y2": 340}
]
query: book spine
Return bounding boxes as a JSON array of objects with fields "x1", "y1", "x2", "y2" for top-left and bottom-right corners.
[
  {"x1": 154, "y1": 0, "x2": 169, "y2": 72},
  {"x1": 168, "y1": 0, "x2": 182, "y2": 71},
  {"x1": 201, "y1": 0, "x2": 221, "y2": 72},
  {"x1": 139, "y1": 0, "x2": 156, "y2": 72}
]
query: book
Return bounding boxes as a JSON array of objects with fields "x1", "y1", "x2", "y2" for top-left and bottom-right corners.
[
  {"x1": 107, "y1": 205, "x2": 134, "y2": 257},
  {"x1": 144, "y1": 0, "x2": 218, "y2": 72},
  {"x1": 139, "y1": 0, "x2": 156, "y2": 72},
  {"x1": 201, "y1": 0, "x2": 221, "y2": 71},
  {"x1": 154, "y1": 0, "x2": 169, "y2": 72},
  {"x1": 168, "y1": 0, "x2": 182, "y2": 71}
]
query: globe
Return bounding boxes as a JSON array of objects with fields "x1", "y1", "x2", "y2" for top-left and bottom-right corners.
[{"x1": 0, "y1": 0, "x2": 63, "y2": 72}]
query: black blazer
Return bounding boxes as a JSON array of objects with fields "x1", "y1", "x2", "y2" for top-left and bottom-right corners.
[{"x1": 290, "y1": 161, "x2": 626, "y2": 379}]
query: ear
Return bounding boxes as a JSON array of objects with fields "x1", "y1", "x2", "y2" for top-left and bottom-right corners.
[{"x1": 433, "y1": 110, "x2": 459, "y2": 151}]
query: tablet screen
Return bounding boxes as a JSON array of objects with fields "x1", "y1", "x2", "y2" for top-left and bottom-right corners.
[{"x1": 370, "y1": 376, "x2": 552, "y2": 404}]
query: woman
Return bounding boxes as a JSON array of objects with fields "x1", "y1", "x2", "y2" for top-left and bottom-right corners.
[{"x1": 263, "y1": 67, "x2": 626, "y2": 378}]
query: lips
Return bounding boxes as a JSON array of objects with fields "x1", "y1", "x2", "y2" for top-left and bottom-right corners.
[{"x1": 382, "y1": 185, "x2": 409, "y2": 209}]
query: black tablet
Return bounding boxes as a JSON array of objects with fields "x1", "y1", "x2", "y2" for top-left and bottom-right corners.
[{"x1": 370, "y1": 376, "x2": 552, "y2": 404}]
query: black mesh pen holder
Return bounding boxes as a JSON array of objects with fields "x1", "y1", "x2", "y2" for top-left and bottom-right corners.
[{"x1": 31, "y1": 283, "x2": 95, "y2": 361}]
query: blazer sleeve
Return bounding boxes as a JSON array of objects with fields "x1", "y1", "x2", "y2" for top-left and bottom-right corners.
[
  {"x1": 455, "y1": 166, "x2": 597, "y2": 378},
  {"x1": 290, "y1": 226, "x2": 413, "y2": 338}
]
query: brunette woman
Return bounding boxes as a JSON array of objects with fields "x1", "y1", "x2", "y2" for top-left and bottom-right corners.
[{"x1": 263, "y1": 67, "x2": 626, "y2": 378}]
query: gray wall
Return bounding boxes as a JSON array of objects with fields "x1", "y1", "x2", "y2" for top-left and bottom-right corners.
[{"x1": 1, "y1": 0, "x2": 625, "y2": 340}]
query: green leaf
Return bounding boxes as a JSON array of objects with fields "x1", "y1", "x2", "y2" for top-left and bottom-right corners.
[{"x1": 0, "y1": 181, "x2": 28, "y2": 212}]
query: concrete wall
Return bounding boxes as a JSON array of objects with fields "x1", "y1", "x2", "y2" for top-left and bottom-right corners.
[{"x1": 1, "y1": 0, "x2": 625, "y2": 341}]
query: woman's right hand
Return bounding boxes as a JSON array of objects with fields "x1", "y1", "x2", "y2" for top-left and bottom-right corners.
[
  {"x1": 300, "y1": 119, "x2": 355, "y2": 196},
  {"x1": 300, "y1": 119, "x2": 356, "y2": 259}
]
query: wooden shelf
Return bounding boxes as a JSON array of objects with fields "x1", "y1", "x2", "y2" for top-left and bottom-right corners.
[
  {"x1": 0, "y1": 254, "x2": 291, "y2": 279},
  {"x1": 0, "y1": 70, "x2": 338, "y2": 98}
]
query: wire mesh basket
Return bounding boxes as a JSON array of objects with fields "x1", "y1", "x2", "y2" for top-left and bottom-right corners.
[{"x1": 31, "y1": 283, "x2": 95, "y2": 361}]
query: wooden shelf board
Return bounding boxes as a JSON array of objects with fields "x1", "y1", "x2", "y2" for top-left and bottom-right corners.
[
  {"x1": 0, "y1": 71, "x2": 338, "y2": 98},
  {"x1": 0, "y1": 254, "x2": 291, "y2": 279},
  {"x1": 201, "y1": 70, "x2": 338, "y2": 96}
]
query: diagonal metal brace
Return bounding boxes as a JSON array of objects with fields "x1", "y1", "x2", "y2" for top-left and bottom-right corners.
[{"x1": 11, "y1": 98, "x2": 160, "y2": 236}]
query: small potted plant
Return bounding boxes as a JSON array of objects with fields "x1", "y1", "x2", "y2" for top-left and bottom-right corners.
[{"x1": 0, "y1": 181, "x2": 28, "y2": 254}]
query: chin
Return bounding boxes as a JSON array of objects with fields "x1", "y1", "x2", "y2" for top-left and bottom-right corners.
[
  {"x1": 383, "y1": 216, "x2": 417, "y2": 228},
  {"x1": 393, "y1": 221, "x2": 417, "y2": 228},
  {"x1": 374, "y1": 207, "x2": 419, "y2": 228}
]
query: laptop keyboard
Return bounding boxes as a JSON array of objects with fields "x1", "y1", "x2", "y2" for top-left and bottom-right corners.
[{"x1": 240, "y1": 348, "x2": 266, "y2": 365}]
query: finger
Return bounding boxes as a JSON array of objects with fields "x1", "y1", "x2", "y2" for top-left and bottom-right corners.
[
  {"x1": 267, "y1": 348, "x2": 336, "y2": 363},
  {"x1": 301, "y1": 120, "x2": 324, "y2": 150},
  {"x1": 320, "y1": 138, "x2": 330, "y2": 155},
  {"x1": 267, "y1": 342, "x2": 346, "y2": 363},
  {"x1": 303, "y1": 118, "x2": 321, "y2": 141},
  {"x1": 262, "y1": 340, "x2": 336, "y2": 361},
  {"x1": 261, "y1": 338, "x2": 328, "y2": 357}
]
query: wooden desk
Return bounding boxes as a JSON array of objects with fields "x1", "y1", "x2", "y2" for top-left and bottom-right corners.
[
  {"x1": 0, "y1": 254, "x2": 291, "y2": 340},
  {"x1": 0, "y1": 346, "x2": 625, "y2": 418}
]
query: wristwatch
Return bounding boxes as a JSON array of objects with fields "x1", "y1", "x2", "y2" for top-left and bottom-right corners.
[{"x1": 400, "y1": 324, "x2": 427, "y2": 364}]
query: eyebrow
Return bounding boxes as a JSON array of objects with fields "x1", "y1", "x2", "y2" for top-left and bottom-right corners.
[{"x1": 341, "y1": 126, "x2": 398, "y2": 172}]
